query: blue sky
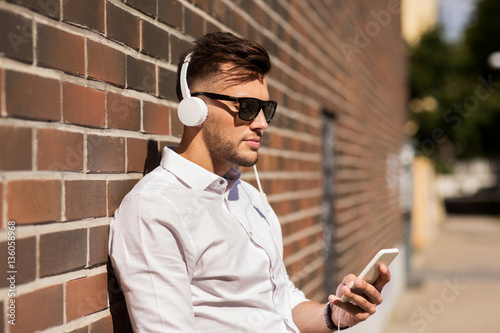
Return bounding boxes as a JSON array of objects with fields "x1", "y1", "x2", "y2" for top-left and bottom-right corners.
[{"x1": 439, "y1": 0, "x2": 478, "y2": 41}]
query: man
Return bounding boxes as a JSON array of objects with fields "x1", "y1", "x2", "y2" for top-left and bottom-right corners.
[{"x1": 109, "y1": 32, "x2": 391, "y2": 332}]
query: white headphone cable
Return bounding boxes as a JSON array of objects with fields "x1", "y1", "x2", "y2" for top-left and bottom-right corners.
[
  {"x1": 338, "y1": 308, "x2": 343, "y2": 331},
  {"x1": 253, "y1": 165, "x2": 264, "y2": 193}
]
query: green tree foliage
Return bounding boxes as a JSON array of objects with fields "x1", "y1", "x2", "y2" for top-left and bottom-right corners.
[{"x1": 409, "y1": 0, "x2": 500, "y2": 173}]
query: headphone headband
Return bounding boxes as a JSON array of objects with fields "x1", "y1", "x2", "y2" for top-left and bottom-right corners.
[
  {"x1": 177, "y1": 52, "x2": 208, "y2": 127},
  {"x1": 180, "y1": 53, "x2": 193, "y2": 100}
]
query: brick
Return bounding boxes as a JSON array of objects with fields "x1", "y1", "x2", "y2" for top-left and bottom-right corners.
[
  {"x1": 253, "y1": 3, "x2": 266, "y2": 26},
  {"x1": 40, "y1": 229, "x2": 87, "y2": 276},
  {"x1": 126, "y1": 56, "x2": 156, "y2": 94},
  {"x1": 143, "y1": 101, "x2": 170, "y2": 135},
  {"x1": 16, "y1": 236, "x2": 37, "y2": 284},
  {"x1": 12, "y1": 285, "x2": 63, "y2": 333},
  {"x1": 212, "y1": 1, "x2": 231, "y2": 24},
  {"x1": 126, "y1": 138, "x2": 147, "y2": 173},
  {"x1": 63, "y1": 0, "x2": 105, "y2": 32},
  {"x1": 6, "y1": 0, "x2": 60, "y2": 19},
  {"x1": 185, "y1": 8, "x2": 205, "y2": 39},
  {"x1": 158, "y1": 0, "x2": 183, "y2": 29},
  {"x1": 68, "y1": 327, "x2": 89, "y2": 333},
  {"x1": 106, "y1": 2, "x2": 140, "y2": 50},
  {"x1": 170, "y1": 106, "x2": 184, "y2": 138},
  {"x1": 0, "y1": 126, "x2": 32, "y2": 171},
  {"x1": 127, "y1": 138, "x2": 160, "y2": 173},
  {"x1": 170, "y1": 34, "x2": 192, "y2": 64},
  {"x1": 5, "y1": 70, "x2": 60, "y2": 121},
  {"x1": 7, "y1": 179, "x2": 61, "y2": 224},
  {"x1": 87, "y1": 40, "x2": 125, "y2": 87},
  {"x1": 106, "y1": 92, "x2": 140, "y2": 131},
  {"x1": 0, "y1": 301, "x2": 3, "y2": 333},
  {"x1": 206, "y1": 19, "x2": 221, "y2": 34},
  {"x1": 231, "y1": 10, "x2": 247, "y2": 36},
  {"x1": 66, "y1": 273, "x2": 108, "y2": 321},
  {"x1": 1, "y1": 237, "x2": 36, "y2": 288},
  {"x1": 158, "y1": 67, "x2": 178, "y2": 101},
  {"x1": 89, "y1": 225, "x2": 109, "y2": 266},
  {"x1": 87, "y1": 135, "x2": 125, "y2": 173},
  {"x1": 63, "y1": 83, "x2": 106, "y2": 127},
  {"x1": 142, "y1": 20, "x2": 170, "y2": 61},
  {"x1": 0, "y1": 10, "x2": 33, "y2": 63},
  {"x1": 3, "y1": 237, "x2": 37, "y2": 287},
  {"x1": 37, "y1": 24, "x2": 85, "y2": 76},
  {"x1": 90, "y1": 315, "x2": 113, "y2": 333},
  {"x1": 65, "y1": 180, "x2": 106, "y2": 220},
  {"x1": 108, "y1": 179, "x2": 139, "y2": 215},
  {"x1": 37, "y1": 128, "x2": 84, "y2": 171},
  {"x1": 0, "y1": 182, "x2": 2, "y2": 228},
  {"x1": 127, "y1": 0, "x2": 156, "y2": 17}
]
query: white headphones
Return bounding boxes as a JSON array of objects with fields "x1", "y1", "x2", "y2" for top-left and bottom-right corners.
[{"x1": 177, "y1": 53, "x2": 208, "y2": 126}]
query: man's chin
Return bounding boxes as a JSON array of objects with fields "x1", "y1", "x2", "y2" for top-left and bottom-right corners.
[{"x1": 232, "y1": 152, "x2": 259, "y2": 168}]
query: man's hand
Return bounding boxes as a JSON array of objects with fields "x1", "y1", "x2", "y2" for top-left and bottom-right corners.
[{"x1": 328, "y1": 263, "x2": 391, "y2": 328}]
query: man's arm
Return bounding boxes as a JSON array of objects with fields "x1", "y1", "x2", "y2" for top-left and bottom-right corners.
[
  {"x1": 109, "y1": 194, "x2": 196, "y2": 333},
  {"x1": 292, "y1": 264, "x2": 391, "y2": 332}
]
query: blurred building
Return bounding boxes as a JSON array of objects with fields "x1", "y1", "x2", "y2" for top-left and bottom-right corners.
[
  {"x1": 0, "y1": 1, "x2": 407, "y2": 332},
  {"x1": 402, "y1": 0, "x2": 439, "y2": 45},
  {"x1": 400, "y1": 0, "x2": 444, "y2": 254}
]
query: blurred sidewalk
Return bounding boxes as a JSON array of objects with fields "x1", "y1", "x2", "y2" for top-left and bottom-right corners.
[{"x1": 384, "y1": 215, "x2": 500, "y2": 333}]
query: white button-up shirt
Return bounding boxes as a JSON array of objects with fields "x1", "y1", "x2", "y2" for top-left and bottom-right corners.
[{"x1": 109, "y1": 147, "x2": 308, "y2": 332}]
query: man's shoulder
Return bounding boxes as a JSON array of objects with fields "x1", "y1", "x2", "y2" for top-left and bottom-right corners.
[
  {"x1": 130, "y1": 166, "x2": 182, "y2": 194},
  {"x1": 116, "y1": 166, "x2": 185, "y2": 210},
  {"x1": 112, "y1": 166, "x2": 189, "y2": 223}
]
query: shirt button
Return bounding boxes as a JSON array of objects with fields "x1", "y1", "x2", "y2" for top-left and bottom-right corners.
[{"x1": 219, "y1": 180, "x2": 225, "y2": 185}]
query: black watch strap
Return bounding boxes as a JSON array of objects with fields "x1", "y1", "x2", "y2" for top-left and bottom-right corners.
[{"x1": 324, "y1": 302, "x2": 339, "y2": 331}]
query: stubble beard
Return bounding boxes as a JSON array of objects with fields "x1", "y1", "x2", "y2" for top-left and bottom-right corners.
[{"x1": 202, "y1": 118, "x2": 259, "y2": 168}]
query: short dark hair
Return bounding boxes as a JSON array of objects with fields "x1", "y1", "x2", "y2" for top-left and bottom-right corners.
[{"x1": 176, "y1": 32, "x2": 271, "y2": 101}]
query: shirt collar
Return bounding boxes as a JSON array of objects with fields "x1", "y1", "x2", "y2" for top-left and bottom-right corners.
[{"x1": 160, "y1": 146, "x2": 241, "y2": 193}]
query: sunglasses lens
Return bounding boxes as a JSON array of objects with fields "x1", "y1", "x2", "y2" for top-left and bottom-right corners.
[
  {"x1": 263, "y1": 102, "x2": 277, "y2": 123},
  {"x1": 238, "y1": 99, "x2": 261, "y2": 121},
  {"x1": 238, "y1": 98, "x2": 277, "y2": 123}
]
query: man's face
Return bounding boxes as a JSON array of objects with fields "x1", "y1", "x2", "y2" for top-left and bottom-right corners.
[{"x1": 200, "y1": 73, "x2": 270, "y2": 169}]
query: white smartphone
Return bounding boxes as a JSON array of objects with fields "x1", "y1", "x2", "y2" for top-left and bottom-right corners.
[{"x1": 340, "y1": 248, "x2": 399, "y2": 302}]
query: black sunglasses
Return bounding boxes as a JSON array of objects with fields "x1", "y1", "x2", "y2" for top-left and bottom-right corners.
[{"x1": 191, "y1": 92, "x2": 277, "y2": 123}]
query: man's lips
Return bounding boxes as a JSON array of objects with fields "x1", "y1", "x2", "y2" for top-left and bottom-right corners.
[{"x1": 243, "y1": 137, "x2": 261, "y2": 149}]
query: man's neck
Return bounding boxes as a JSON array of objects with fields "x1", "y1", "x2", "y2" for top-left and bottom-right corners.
[{"x1": 177, "y1": 135, "x2": 232, "y2": 177}]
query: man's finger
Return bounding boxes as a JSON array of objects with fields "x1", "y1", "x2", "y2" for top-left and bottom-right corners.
[
  {"x1": 373, "y1": 263, "x2": 391, "y2": 292},
  {"x1": 343, "y1": 279, "x2": 383, "y2": 307}
]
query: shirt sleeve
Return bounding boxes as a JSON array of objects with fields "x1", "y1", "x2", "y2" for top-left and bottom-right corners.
[
  {"x1": 287, "y1": 275, "x2": 309, "y2": 309},
  {"x1": 109, "y1": 193, "x2": 196, "y2": 333}
]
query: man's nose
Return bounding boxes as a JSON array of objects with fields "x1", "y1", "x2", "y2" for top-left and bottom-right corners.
[{"x1": 250, "y1": 110, "x2": 269, "y2": 130}]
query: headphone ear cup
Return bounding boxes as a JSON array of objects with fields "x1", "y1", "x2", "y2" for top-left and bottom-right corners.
[{"x1": 177, "y1": 97, "x2": 208, "y2": 127}]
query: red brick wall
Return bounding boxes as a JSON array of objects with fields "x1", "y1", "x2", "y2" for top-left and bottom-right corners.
[{"x1": 0, "y1": 0, "x2": 406, "y2": 331}]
